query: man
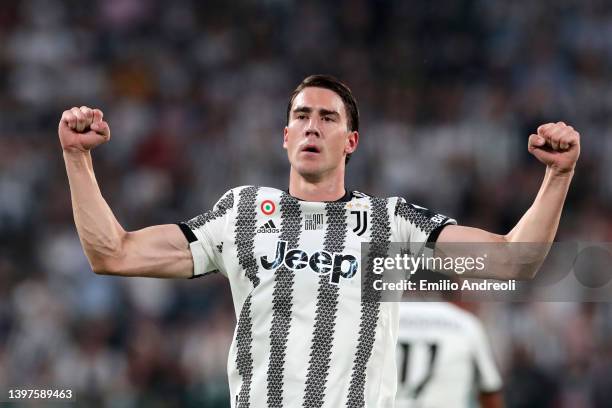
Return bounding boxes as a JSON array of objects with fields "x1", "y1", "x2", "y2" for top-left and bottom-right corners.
[
  {"x1": 396, "y1": 302, "x2": 504, "y2": 408},
  {"x1": 59, "y1": 75, "x2": 579, "y2": 407}
]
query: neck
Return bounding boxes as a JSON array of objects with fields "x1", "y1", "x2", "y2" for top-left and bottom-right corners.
[{"x1": 288, "y1": 166, "x2": 346, "y2": 202}]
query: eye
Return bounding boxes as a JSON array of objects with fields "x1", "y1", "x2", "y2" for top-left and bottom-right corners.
[
  {"x1": 322, "y1": 116, "x2": 335, "y2": 122},
  {"x1": 296, "y1": 114, "x2": 307, "y2": 120}
]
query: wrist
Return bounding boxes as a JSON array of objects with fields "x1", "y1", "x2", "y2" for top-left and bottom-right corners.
[
  {"x1": 546, "y1": 166, "x2": 575, "y2": 179},
  {"x1": 63, "y1": 149, "x2": 92, "y2": 166},
  {"x1": 63, "y1": 147, "x2": 90, "y2": 157}
]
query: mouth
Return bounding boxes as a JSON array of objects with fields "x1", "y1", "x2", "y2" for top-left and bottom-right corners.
[{"x1": 300, "y1": 144, "x2": 321, "y2": 154}]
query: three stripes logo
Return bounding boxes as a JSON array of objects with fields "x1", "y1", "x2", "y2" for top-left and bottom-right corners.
[
  {"x1": 258, "y1": 219, "x2": 280, "y2": 233},
  {"x1": 351, "y1": 210, "x2": 368, "y2": 236}
]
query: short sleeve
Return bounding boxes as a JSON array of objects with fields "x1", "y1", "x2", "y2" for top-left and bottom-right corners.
[
  {"x1": 177, "y1": 189, "x2": 234, "y2": 278},
  {"x1": 394, "y1": 198, "x2": 456, "y2": 257},
  {"x1": 469, "y1": 318, "x2": 503, "y2": 393}
]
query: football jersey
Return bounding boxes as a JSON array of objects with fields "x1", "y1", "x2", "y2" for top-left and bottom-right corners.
[
  {"x1": 178, "y1": 186, "x2": 455, "y2": 408},
  {"x1": 396, "y1": 302, "x2": 502, "y2": 408}
]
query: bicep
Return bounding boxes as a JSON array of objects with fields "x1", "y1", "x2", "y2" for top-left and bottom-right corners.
[
  {"x1": 434, "y1": 225, "x2": 506, "y2": 276},
  {"x1": 437, "y1": 225, "x2": 506, "y2": 243},
  {"x1": 435, "y1": 225, "x2": 539, "y2": 279},
  {"x1": 106, "y1": 224, "x2": 195, "y2": 278}
]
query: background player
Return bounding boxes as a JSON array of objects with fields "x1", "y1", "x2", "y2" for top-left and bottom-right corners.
[{"x1": 396, "y1": 301, "x2": 504, "y2": 408}]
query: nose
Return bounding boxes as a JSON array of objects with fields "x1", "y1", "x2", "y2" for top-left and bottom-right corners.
[{"x1": 305, "y1": 118, "x2": 321, "y2": 137}]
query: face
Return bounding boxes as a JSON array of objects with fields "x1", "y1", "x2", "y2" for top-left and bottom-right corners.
[{"x1": 284, "y1": 87, "x2": 358, "y2": 180}]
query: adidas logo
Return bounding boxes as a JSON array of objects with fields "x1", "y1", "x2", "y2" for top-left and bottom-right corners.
[{"x1": 257, "y1": 220, "x2": 280, "y2": 233}]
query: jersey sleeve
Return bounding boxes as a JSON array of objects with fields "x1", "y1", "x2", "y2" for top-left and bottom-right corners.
[
  {"x1": 469, "y1": 317, "x2": 503, "y2": 393},
  {"x1": 394, "y1": 198, "x2": 457, "y2": 257},
  {"x1": 177, "y1": 189, "x2": 235, "y2": 278}
]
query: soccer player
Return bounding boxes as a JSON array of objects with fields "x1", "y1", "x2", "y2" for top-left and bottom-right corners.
[
  {"x1": 396, "y1": 302, "x2": 503, "y2": 408},
  {"x1": 59, "y1": 75, "x2": 579, "y2": 407}
]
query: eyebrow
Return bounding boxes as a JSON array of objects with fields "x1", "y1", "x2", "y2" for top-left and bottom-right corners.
[{"x1": 292, "y1": 106, "x2": 340, "y2": 117}]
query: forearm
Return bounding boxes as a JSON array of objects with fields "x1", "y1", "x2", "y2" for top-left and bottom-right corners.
[
  {"x1": 63, "y1": 151, "x2": 126, "y2": 272},
  {"x1": 437, "y1": 122, "x2": 579, "y2": 280},
  {"x1": 505, "y1": 167, "x2": 573, "y2": 243},
  {"x1": 437, "y1": 168, "x2": 573, "y2": 279},
  {"x1": 495, "y1": 168, "x2": 573, "y2": 278}
]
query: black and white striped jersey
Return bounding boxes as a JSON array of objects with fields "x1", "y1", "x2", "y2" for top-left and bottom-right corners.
[{"x1": 179, "y1": 186, "x2": 456, "y2": 408}]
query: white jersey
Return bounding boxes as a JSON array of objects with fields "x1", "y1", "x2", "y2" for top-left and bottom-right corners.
[
  {"x1": 396, "y1": 302, "x2": 502, "y2": 408},
  {"x1": 179, "y1": 186, "x2": 455, "y2": 408}
]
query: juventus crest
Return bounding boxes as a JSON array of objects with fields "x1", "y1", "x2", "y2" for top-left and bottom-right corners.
[{"x1": 351, "y1": 210, "x2": 368, "y2": 236}]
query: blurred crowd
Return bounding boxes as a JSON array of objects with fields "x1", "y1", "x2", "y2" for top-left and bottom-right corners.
[{"x1": 1, "y1": 0, "x2": 612, "y2": 406}]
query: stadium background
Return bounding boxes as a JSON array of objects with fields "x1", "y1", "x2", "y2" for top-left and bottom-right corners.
[{"x1": 1, "y1": 0, "x2": 612, "y2": 406}]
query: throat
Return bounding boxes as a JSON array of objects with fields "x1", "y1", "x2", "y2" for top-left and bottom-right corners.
[{"x1": 288, "y1": 162, "x2": 347, "y2": 202}]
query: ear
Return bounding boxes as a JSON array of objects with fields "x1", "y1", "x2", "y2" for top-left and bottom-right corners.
[
  {"x1": 283, "y1": 126, "x2": 289, "y2": 150},
  {"x1": 345, "y1": 131, "x2": 359, "y2": 155}
]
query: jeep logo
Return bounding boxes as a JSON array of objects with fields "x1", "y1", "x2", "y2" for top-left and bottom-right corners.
[{"x1": 260, "y1": 240, "x2": 358, "y2": 284}]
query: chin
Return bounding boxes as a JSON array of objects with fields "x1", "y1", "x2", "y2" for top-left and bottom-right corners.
[
  {"x1": 293, "y1": 161, "x2": 326, "y2": 180},
  {"x1": 298, "y1": 166, "x2": 324, "y2": 180}
]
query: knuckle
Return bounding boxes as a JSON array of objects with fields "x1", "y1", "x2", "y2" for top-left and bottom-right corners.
[{"x1": 540, "y1": 123, "x2": 553, "y2": 132}]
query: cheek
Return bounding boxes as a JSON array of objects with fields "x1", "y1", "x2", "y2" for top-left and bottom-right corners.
[
  {"x1": 284, "y1": 128, "x2": 297, "y2": 149},
  {"x1": 331, "y1": 132, "x2": 348, "y2": 153},
  {"x1": 289, "y1": 139, "x2": 303, "y2": 158}
]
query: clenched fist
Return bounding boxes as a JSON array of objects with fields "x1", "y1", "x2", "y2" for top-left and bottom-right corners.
[
  {"x1": 528, "y1": 122, "x2": 580, "y2": 174},
  {"x1": 58, "y1": 106, "x2": 110, "y2": 153}
]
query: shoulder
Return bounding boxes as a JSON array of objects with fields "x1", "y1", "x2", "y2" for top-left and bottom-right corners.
[
  {"x1": 350, "y1": 190, "x2": 395, "y2": 201},
  {"x1": 221, "y1": 186, "x2": 288, "y2": 213},
  {"x1": 229, "y1": 185, "x2": 285, "y2": 197},
  {"x1": 360, "y1": 195, "x2": 420, "y2": 213},
  {"x1": 349, "y1": 190, "x2": 401, "y2": 207},
  {"x1": 220, "y1": 185, "x2": 279, "y2": 199},
  {"x1": 391, "y1": 197, "x2": 424, "y2": 215},
  {"x1": 351, "y1": 190, "x2": 372, "y2": 199},
  {"x1": 347, "y1": 191, "x2": 435, "y2": 211}
]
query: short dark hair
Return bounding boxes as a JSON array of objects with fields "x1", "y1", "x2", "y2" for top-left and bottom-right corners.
[{"x1": 287, "y1": 74, "x2": 359, "y2": 164}]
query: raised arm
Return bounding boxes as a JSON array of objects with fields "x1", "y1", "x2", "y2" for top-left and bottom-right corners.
[
  {"x1": 60, "y1": 106, "x2": 193, "y2": 278},
  {"x1": 436, "y1": 122, "x2": 580, "y2": 279}
]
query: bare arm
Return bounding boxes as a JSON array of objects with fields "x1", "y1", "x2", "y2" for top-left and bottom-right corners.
[
  {"x1": 60, "y1": 106, "x2": 193, "y2": 278},
  {"x1": 436, "y1": 122, "x2": 580, "y2": 279}
]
